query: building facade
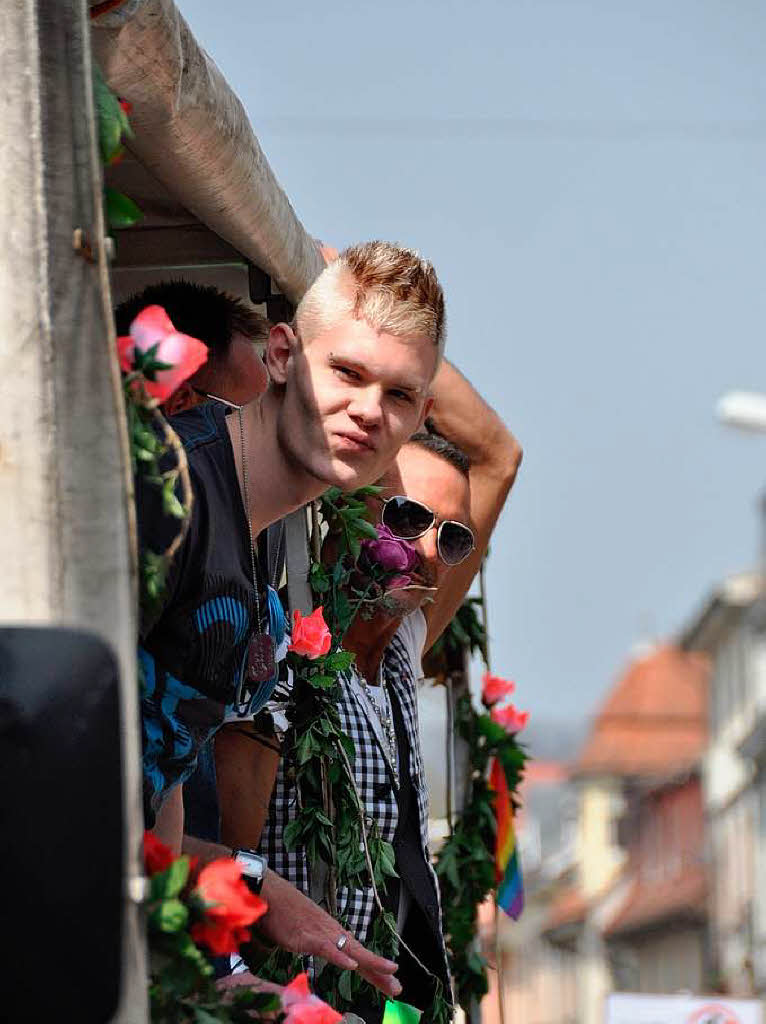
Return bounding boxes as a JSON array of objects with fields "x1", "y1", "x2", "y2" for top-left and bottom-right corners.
[{"x1": 681, "y1": 572, "x2": 766, "y2": 996}]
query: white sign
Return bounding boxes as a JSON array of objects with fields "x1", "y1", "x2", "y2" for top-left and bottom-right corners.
[{"x1": 606, "y1": 993, "x2": 763, "y2": 1024}]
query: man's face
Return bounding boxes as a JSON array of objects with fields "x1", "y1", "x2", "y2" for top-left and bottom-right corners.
[
  {"x1": 373, "y1": 443, "x2": 472, "y2": 617},
  {"x1": 273, "y1": 316, "x2": 437, "y2": 490}
]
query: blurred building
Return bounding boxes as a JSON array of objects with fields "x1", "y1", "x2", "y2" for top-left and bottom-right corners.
[
  {"x1": 495, "y1": 750, "x2": 581, "y2": 1023},
  {"x1": 499, "y1": 644, "x2": 709, "y2": 1024},
  {"x1": 681, "y1": 571, "x2": 766, "y2": 996}
]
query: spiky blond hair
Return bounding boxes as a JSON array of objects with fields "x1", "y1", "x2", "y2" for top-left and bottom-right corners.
[{"x1": 295, "y1": 241, "x2": 446, "y2": 360}]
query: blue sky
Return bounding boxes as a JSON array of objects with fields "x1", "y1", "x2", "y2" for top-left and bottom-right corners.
[{"x1": 181, "y1": 0, "x2": 766, "y2": 728}]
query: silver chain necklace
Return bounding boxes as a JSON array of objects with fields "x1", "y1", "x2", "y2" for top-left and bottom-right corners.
[
  {"x1": 237, "y1": 406, "x2": 276, "y2": 685},
  {"x1": 359, "y1": 661, "x2": 399, "y2": 786}
]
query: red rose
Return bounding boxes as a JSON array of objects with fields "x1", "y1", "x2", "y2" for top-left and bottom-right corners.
[
  {"x1": 481, "y1": 672, "x2": 516, "y2": 708},
  {"x1": 143, "y1": 830, "x2": 175, "y2": 875},
  {"x1": 117, "y1": 304, "x2": 208, "y2": 402},
  {"x1": 288, "y1": 607, "x2": 332, "y2": 660},
  {"x1": 491, "y1": 703, "x2": 530, "y2": 735},
  {"x1": 190, "y1": 859, "x2": 268, "y2": 955},
  {"x1": 282, "y1": 973, "x2": 343, "y2": 1024}
]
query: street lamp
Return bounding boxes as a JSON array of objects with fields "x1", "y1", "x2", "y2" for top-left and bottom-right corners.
[{"x1": 716, "y1": 391, "x2": 766, "y2": 434}]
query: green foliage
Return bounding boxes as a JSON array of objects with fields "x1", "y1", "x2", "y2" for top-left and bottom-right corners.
[
  {"x1": 95, "y1": 64, "x2": 170, "y2": 618},
  {"x1": 434, "y1": 694, "x2": 529, "y2": 1014},
  {"x1": 93, "y1": 63, "x2": 132, "y2": 165},
  {"x1": 125, "y1": 391, "x2": 189, "y2": 619},
  {"x1": 429, "y1": 596, "x2": 487, "y2": 662},
  {"x1": 105, "y1": 186, "x2": 144, "y2": 228}
]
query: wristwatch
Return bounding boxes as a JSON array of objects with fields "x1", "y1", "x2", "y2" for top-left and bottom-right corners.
[{"x1": 232, "y1": 848, "x2": 268, "y2": 894}]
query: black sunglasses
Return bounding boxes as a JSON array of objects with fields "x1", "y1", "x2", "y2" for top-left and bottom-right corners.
[{"x1": 380, "y1": 495, "x2": 475, "y2": 566}]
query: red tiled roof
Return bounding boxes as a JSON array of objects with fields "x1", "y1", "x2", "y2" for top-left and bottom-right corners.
[
  {"x1": 575, "y1": 645, "x2": 709, "y2": 778},
  {"x1": 603, "y1": 864, "x2": 707, "y2": 937}
]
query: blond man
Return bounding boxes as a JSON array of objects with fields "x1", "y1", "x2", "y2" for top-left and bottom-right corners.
[{"x1": 138, "y1": 242, "x2": 445, "y2": 995}]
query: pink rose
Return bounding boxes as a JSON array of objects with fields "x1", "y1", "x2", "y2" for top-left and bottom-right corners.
[
  {"x1": 491, "y1": 703, "x2": 530, "y2": 735},
  {"x1": 282, "y1": 973, "x2": 343, "y2": 1024},
  {"x1": 288, "y1": 607, "x2": 332, "y2": 659},
  {"x1": 117, "y1": 304, "x2": 208, "y2": 402},
  {"x1": 361, "y1": 524, "x2": 420, "y2": 573},
  {"x1": 481, "y1": 672, "x2": 516, "y2": 708}
]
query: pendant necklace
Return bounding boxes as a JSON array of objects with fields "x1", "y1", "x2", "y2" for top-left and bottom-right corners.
[
  {"x1": 237, "y1": 406, "x2": 276, "y2": 685},
  {"x1": 359, "y1": 661, "x2": 399, "y2": 787}
]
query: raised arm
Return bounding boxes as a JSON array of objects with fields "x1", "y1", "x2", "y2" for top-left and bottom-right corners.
[{"x1": 422, "y1": 361, "x2": 522, "y2": 652}]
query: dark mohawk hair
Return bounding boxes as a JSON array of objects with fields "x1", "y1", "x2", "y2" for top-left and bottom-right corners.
[{"x1": 115, "y1": 280, "x2": 269, "y2": 356}]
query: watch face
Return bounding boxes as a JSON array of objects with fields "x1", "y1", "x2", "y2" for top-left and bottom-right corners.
[{"x1": 234, "y1": 850, "x2": 265, "y2": 881}]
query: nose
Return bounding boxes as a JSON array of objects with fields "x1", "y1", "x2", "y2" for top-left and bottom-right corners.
[
  {"x1": 347, "y1": 385, "x2": 384, "y2": 428},
  {"x1": 415, "y1": 525, "x2": 439, "y2": 565}
]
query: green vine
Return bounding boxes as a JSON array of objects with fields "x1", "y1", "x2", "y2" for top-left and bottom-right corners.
[
  {"x1": 435, "y1": 694, "x2": 528, "y2": 1013},
  {"x1": 251, "y1": 486, "x2": 451, "y2": 1020},
  {"x1": 429, "y1": 596, "x2": 487, "y2": 663},
  {"x1": 93, "y1": 62, "x2": 190, "y2": 618}
]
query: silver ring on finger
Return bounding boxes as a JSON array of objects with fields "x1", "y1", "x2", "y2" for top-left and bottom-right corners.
[{"x1": 336, "y1": 934, "x2": 349, "y2": 951}]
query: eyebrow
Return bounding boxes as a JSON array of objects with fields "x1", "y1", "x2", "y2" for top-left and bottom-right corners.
[{"x1": 328, "y1": 353, "x2": 424, "y2": 395}]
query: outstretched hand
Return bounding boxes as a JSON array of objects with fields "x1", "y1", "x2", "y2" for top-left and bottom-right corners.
[{"x1": 258, "y1": 869, "x2": 402, "y2": 999}]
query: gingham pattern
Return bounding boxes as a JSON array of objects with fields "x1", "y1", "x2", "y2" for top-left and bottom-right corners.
[
  {"x1": 260, "y1": 654, "x2": 400, "y2": 940},
  {"x1": 260, "y1": 612, "x2": 448, "y2": 981}
]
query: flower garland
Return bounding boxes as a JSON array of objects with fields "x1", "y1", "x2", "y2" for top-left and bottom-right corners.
[
  {"x1": 435, "y1": 672, "x2": 529, "y2": 1014},
  {"x1": 248, "y1": 488, "x2": 450, "y2": 1022},
  {"x1": 93, "y1": 62, "x2": 200, "y2": 621}
]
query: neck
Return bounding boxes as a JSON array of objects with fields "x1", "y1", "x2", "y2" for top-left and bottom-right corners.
[
  {"x1": 343, "y1": 610, "x2": 401, "y2": 684},
  {"x1": 228, "y1": 393, "x2": 324, "y2": 536}
]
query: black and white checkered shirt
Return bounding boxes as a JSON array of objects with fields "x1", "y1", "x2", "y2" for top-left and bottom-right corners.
[{"x1": 260, "y1": 611, "x2": 449, "y2": 979}]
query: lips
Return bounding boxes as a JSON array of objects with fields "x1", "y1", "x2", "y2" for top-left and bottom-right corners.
[{"x1": 334, "y1": 431, "x2": 376, "y2": 453}]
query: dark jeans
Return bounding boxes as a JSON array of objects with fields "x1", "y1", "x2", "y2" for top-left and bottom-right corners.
[
  {"x1": 182, "y1": 739, "x2": 230, "y2": 978},
  {"x1": 183, "y1": 736, "x2": 221, "y2": 843}
]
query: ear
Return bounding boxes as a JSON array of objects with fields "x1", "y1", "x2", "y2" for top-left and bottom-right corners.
[
  {"x1": 416, "y1": 396, "x2": 434, "y2": 432},
  {"x1": 264, "y1": 323, "x2": 297, "y2": 385}
]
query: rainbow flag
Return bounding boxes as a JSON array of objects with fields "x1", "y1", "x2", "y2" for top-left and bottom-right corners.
[{"x1": 490, "y1": 756, "x2": 524, "y2": 919}]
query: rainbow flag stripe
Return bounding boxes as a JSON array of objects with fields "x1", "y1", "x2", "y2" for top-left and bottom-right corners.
[{"x1": 490, "y1": 756, "x2": 524, "y2": 920}]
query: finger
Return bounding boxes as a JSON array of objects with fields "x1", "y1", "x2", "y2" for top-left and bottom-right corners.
[
  {"x1": 358, "y1": 968, "x2": 403, "y2": 999},
  {"x1": 346, "y1": 937, "x2": 398, "y2": 974},
  {"x1": 317, "y1": 938, "x2": 359, "y2": 972}
]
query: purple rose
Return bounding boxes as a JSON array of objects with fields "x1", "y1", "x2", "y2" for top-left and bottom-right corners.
[{"x1": 360, "y1": 524, "x2": 420, "y2": 573}]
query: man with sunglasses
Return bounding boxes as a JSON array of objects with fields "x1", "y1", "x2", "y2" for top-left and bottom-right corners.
[{"x1": 252, "y1": 360, "x2": 522, "y2": 1020}]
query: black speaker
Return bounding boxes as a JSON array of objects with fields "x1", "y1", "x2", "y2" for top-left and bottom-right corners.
[{"x1": 0, "y1": 627, "x2": 124, "y2": 1021}]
